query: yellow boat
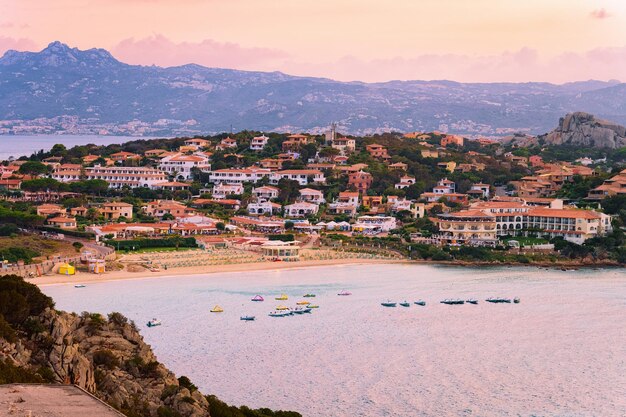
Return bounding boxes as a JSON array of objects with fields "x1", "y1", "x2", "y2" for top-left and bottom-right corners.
[
  {"x1": 275, "y1": 305, "x2": 290, "y2": 311},
  {"x1": 275, "y1": 294, "x2": 288, "y2": 300},
  {"x1": 210, "y1": 305, "x2": 224, "y2": 313},
  {"x1": 296, "y1": 300, "x2": 310, "y2": 305},
  {"x1": 308, "y1": 305, "x2": 319, "y2": 309}
]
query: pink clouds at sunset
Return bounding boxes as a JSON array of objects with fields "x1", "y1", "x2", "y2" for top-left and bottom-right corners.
[
  {"x1": 1, "y1": 0, "x2": 626, "y2": 83},
  {"x1": 590, "y1": 8, "x2": 612, "y2": 19},
  {"x1": 112, "y1": 35, "x2": 288, "y2": 69}
]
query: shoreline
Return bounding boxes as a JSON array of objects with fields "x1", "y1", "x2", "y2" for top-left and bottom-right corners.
[
  {"x1": 31, "y1": 256, "x2": 624, "y2": 287},
  {"x1": 33, "y1": 258, "x2": 408, "y2": 287}
]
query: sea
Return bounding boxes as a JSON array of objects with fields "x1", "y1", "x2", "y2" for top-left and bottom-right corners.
[
  {"x1": 42, "y1": 264, "x2": 626, "y2": 417},
  {"x1": 0, "y1": 135, "x2": 163, "y2": 160}
]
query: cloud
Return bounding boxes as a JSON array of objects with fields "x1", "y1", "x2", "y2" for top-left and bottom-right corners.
[
  {"x1": 590, "y1": 8, "x2": 611, "y2": 19},
  {"x1": 0, "y1": 22, "x2": 30, "y2": 29},
  {"x1": 111, "y1": 35, "x2": 289, "y2": 69},
  {"x1": 0, "y1": 37, "x2": 38, "y2": 55},
  {"x1": 279, "y1": 46, "x2": 626, "y2": 83}
]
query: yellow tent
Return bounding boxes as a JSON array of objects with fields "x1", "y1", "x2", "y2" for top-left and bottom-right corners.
[{"x1": 58, "y1": 263, "x2": 75, "y2": 275}]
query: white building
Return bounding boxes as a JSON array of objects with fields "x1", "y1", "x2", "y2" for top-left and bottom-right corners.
[
  {"x1": 252, "y1": 186, "x2": 280, "y2": 200},
  {"x1": 250, "y1": 135, "x2": 270, "y2": 151},
  {"x1": 469, "y1": 183, "x2": 490, "y2": 198},
  {"x1": 353, "y1": 216, "x2": 397, "y2": 233},
  {"x1": 53, "y1": 165, "x2": 168, "y2": 189},
  {"x1": 248, "y1": 201, "x2": 282, "y2": 216},
  {"x1": 298, "y1": 188, "x2": 325, "y2": 204},
  {"x1": 270, "y1": 170, "x2": 326, "y2": 186},
  {"x1": 212, "y1": 183, "x2": 244, "y2": 199},
  {"x1": 395, "y1": 175, "x2": 416, "y2": 189},
  {"x1": 158, "y1": 153, "x2": 211, "y2": 180},
  {"x1": 284, "y1": 202, "x2": 319, "y2": 218},
  {"x1": 184, "y1": 138, "x2": 210, "y2": 150},
  {"x1": 209, "y1": 168, "x2": 271, "y2": 185},
  {"x1": 331, "y1": 137, "x2": 356, "y2": 154}
]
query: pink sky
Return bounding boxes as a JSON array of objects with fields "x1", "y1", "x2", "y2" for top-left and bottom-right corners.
[{"x1": 1, "y1": 0, "x2": 625, "y2": 83}]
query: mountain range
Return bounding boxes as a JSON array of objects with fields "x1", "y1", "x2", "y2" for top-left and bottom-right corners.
[{"x1": 1, "y1": 41, "x2": 625, "y2": 137}]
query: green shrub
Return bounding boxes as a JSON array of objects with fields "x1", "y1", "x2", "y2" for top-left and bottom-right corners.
[
  {"x1": 268, "y1": 234, "x2": 295, "y2": 242},
  {"x1": 0, "y1": 223, "x2": 20, "y2": 236},
  {"x1": 0, "y1": 359, "x2": 43, "y2": 384},
  {"x1": 93, "y1": 349, "x2": 120, "y2": 370},
  {"x1": 178, "y1": 375, "x2": 197, "y2": 392},
  {"x1": 0, "y1": 247, "x2": 40, "y2": 264},
  {"x1": 157, "y1": 406, "x2": 182, "y2": 417},
  {"x1": 0, "y1": 275, "x2": 54, "y2": 327},
  {"x1": 107, "y1": 312, "x2": 129, "y2": 326},
  {"x1": 161, "y1": 385, "x2": 179, "y2": 401},
  {"x1": 0, "y1": 314, "x2": 17, "y2": 343}
]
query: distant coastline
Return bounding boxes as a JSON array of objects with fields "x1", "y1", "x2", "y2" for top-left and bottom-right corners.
[{"x1": 0, "y1": 134, "x2": 164, "y2": 160}]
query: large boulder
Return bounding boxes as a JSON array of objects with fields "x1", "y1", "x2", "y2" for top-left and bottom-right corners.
[{"x1": 543, "y1": 112, "x2": 626, "y2": 149}]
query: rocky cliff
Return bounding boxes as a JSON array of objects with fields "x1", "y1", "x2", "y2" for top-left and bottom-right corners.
[
  {"x1": 0, "y1": 275, "x2": 300, "y2": 417},
  {"x1": 542, "y1": 112, "x2": 626, "y2": 149},
  {"x1": 1, "y1": 308, "x2": 212, "y2": 417}
]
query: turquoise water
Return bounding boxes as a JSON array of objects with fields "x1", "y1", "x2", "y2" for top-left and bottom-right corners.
[
  {"x1": 0, "y1": 135, "x2": 162, "y2": 160},
  {"x1": 42, "y1": 264, "x2": 626, "y2": 417}
]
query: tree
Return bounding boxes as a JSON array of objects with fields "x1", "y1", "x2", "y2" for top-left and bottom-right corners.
[
  {"x1": 49, "y1": 144, "x2": 67, "y2": 157},
  {"x1": 18, "y1": 161, "x2": 50, "y2": 176},
  {"x1": 284, "y1": 221, "x2": 295, "y2": 230},
  {"x1": 216, "y1": 222, "x2": 226, "y2": 231},
  {"x1": 162, "y1": 213, "x2": 175, "y2": 221}
]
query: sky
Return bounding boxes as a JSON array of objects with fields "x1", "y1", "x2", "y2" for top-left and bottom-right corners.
[{"x1": 1, "y1": 0, "x2": 625, "y2": 83}]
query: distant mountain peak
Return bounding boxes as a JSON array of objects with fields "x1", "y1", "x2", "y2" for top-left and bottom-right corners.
[{"x1": 0, "y1": 41, "x2": 122, "y2": 68}]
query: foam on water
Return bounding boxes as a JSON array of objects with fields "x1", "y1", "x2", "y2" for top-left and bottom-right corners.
[{"x1": 43, "y1": 264, "x2": 626, "y2": 417}]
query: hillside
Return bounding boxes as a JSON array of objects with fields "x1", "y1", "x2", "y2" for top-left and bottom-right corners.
[
  {"x1": 0, "y1": 274, "x2": 301, "y2": 417},
  {"x1": 0, "y1": 42, "x2": 625, "y2": 137}
]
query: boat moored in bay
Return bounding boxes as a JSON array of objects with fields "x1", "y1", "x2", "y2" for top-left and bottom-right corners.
[{"x1": 147, "y1": 318, "x2": 162, "y2": 327}]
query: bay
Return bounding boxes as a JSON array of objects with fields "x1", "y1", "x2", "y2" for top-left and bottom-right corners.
[{"x1": 42, "y1": 264, "x2": 626, "y2": 417}]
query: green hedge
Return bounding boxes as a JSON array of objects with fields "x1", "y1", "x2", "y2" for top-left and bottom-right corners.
[
  {"x1": 268, "y1": 234, "x2": 295, "y2": 242},
  {"x1": 36, "y1": 226, "x2": 95, "y2": 238},
  {"x1": 104, "y1": 237, "x2": 198, "y2": 251}
]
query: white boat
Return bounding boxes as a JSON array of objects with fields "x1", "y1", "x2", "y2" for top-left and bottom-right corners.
[
  {"x1": 292, "y1": 306, "x2": 312, "y2": 314},
  {"x1": 240, "y1": 315, "x2": 256, "y2": 321},
  {"x1": 146, "y1": 318, "x2": 162, "y2": 327},
  {"x1": 268, "y1": 310, "x2": 291, "y2": 317},
  {"x1": 337, "y1": 290, "x2": 352, "y2": 296},
  {"x1": 74, "y1": 284, "x2": 86, "y2": 288}
]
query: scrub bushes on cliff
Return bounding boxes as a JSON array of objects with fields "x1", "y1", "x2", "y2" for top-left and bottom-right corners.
[
  {"x1": 206, "y1": 395, "x2": 302, "y2": 417},
  {"x1": 0, "y1": 274, "x2": 54, "y2": 327}
]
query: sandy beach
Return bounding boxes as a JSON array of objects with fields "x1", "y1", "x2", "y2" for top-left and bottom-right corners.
[{"x1": 33, "y1": 257, "x2": 406, "y2": 286}]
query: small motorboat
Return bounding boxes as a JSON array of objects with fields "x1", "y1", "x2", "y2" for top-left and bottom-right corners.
[
  {"x1": 303, "y1": 293, "x2": 316, "y2": 298},
  {"x1": 466, "y1": 299, "x2": 478, "y2": 305},
  {"x1": 240, "y1": 316, "x2": 256, "y2": 321},
  {"x1": 513, "y1": 297, "x2": 520, "y2": 304},
  {"x1": 210, "y1": 305, "x2": 224, "y2": 313},
  {"x1": 381, "y1": 300, "x2": 397, "y2": 307},
  {"x1": 414, "y1": 300, "x2": 426, "y2": 306},
  {"x1": 74, "y1": 284, "x2": 86, "y2": 288},
  {"x1": 146, "y1": 318, "x2": 162, "y2": 327},
  {"x1": 275, "y1": 294, "x2": 288, "y2": 300},
  {"x1": 251, "y1": 295, "x2": 264, "y2": 302},
  {"x1": 486, "y1": 297, "x2": 512, "y2": 304},
  {"x1": 440, "y1": 299, "x2": 465, "y2": 305},
  {"x1": 399, "y1": 301, "x2": 410, "y2": 307},
  {"x1": 337, "y1": 290, "x2": 352, "y2": 296},
  {"x1": 268, "y1": 310, "x2": 291, "y2": 317},
  {"x1": 307, "y1": 304, "x2": 320, "y2": 309},
  {"x1": 275, "y1": 305, "x2": 290, "y2": 311},
  {"x1": 292, "y1": 307, "x2": 312, "y2": 314},
  {"x1": 296, "y1": 300, "x2": 311, "y2": 305}
]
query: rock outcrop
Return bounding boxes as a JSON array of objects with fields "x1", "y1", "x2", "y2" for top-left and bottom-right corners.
[
  {"x1": 0, "y1": 309, "x2": 212, "y2": 417},
  {"x1": 542, "y1": 112, "x2": 626, "y2": 149}
]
